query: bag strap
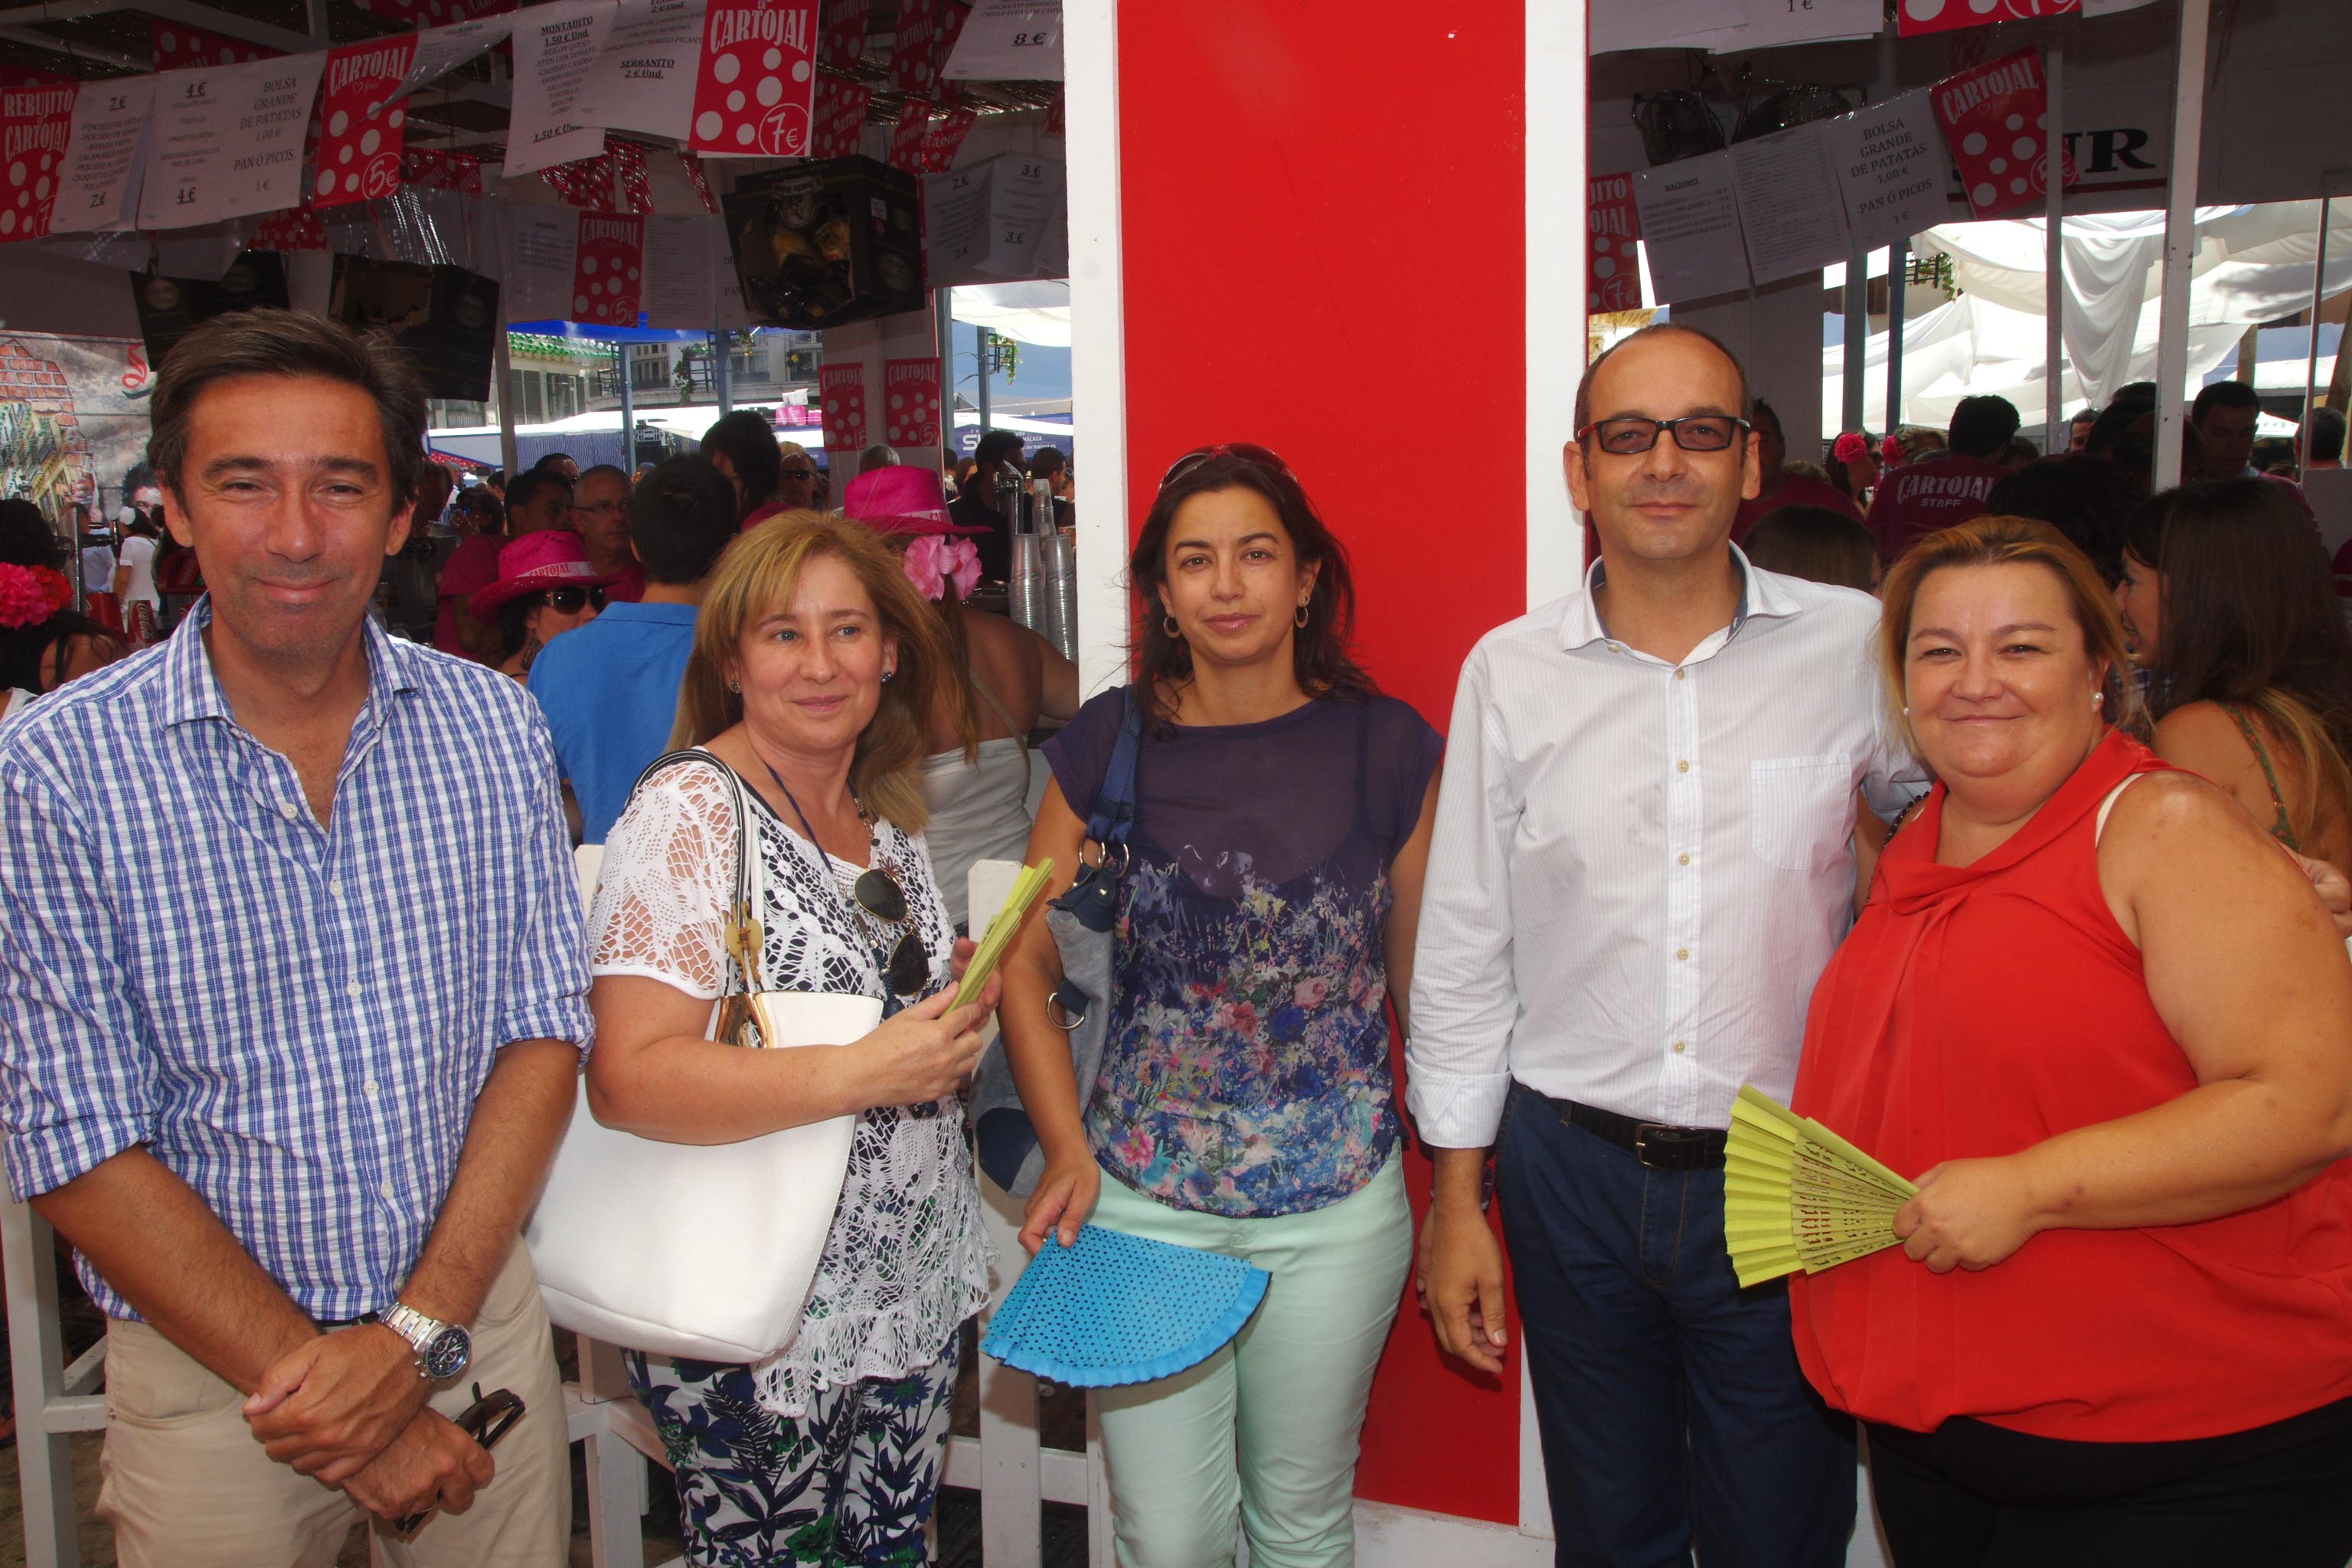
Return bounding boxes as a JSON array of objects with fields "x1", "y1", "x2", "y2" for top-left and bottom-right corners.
[
  {"x1": 1084, "y1": 687, "x2": 1145, "y2": 850},
  {"x1": 631, "y1": 748, "x2": 766, "y2": 995}
]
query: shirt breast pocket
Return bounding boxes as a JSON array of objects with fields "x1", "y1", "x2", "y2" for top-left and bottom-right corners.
[{"x1": 1749, "y1": 753, "x2": 1852, "y2": 872}]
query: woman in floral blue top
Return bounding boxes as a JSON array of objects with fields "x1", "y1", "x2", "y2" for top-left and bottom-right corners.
[{"x1": 1000, "y1": 446, "x2": 1442, "y2": 1568}]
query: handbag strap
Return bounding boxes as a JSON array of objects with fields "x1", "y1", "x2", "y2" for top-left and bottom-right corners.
[
  {"x1": 630, "y1": 747, "x2": 766, "y2": 995},
  {"x1": 1084, "y1": 688, "x2": 1145, "y2": 851}
]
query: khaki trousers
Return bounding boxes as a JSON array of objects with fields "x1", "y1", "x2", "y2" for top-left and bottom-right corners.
[{"x1": 96, "y1": 1241, "x2": 571, "y2": 1568}]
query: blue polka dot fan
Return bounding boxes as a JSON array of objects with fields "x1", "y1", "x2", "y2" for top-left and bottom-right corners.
[{"x1": 980, "y1": 1225, "x2": 1272, "y2": 1387}]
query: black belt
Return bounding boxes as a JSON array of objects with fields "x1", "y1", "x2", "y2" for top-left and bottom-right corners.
[{"x1": 1548, "y1": 1094, "x2": 1727, "y2": 1170}]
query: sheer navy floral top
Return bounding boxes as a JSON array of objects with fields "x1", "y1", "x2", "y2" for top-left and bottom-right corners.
[{"x1": 1044, "y1": 688, "x2": 1443, "y2": 1218}]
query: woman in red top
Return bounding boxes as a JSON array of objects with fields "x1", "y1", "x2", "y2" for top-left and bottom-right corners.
[{"x1": 1791, "y1": 515, "x2": 2352, "y2": 1567}]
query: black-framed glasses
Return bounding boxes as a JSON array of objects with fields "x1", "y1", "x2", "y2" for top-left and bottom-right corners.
[
  {"x1": 1159, "y1": 442, "x2": 1292, "y2": 491},
  {"x1": 1576, "y1": 415, "x2": 1751, "y2": 456},
  {"x1": 393, "y1": 1385, "x2": 524, "y2": 1534},
  {"x1": 535, "y1": 585, "x2": 608, "y2": 614},
  {"x1": 851, "y1": 862, "x2": 930, "y2": 995}
]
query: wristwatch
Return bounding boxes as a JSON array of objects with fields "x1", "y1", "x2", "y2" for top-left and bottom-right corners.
[{"x1": 361, "y1": 1301, "x2": 472, "y2": 1381}]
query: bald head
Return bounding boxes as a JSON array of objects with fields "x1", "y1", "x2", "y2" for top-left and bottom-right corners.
[{"x1": 1574, "y1": 323, "x2": 1749, "y2": 436}]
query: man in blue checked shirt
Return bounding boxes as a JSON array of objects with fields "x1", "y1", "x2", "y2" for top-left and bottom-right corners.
[{"x1": 0, "y1": 309, "x2": 590, "y2": 1566}]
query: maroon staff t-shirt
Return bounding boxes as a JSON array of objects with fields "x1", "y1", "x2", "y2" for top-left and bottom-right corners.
[{"x1": 1866, "y1": 453, "x2": 2011, "y2": 564}]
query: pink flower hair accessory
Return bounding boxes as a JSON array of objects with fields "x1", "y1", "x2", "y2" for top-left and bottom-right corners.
[
  {"x1": 900, "y1": 533, "x2": 982, "y2": 603},
  {"x1": 0, "y1": 563, "x2": 54, "y2": 630}
]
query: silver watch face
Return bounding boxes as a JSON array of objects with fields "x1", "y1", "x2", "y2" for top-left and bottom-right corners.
[{"x1": 423, "y1": 1325, "x2": 472, "y2": 1380}]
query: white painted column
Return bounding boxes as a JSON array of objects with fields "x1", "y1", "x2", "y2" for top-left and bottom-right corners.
[
  {"x1": 1064, "y1": 0, "x2": 1129, "y2": 700},
  {"x1": 1525, "y1": 0, "x2": 1589, "y2": 611},
  {"x1": 2154, "y1": 0, "x2": 2213, "y2": 488},
  {"x1": 2043, "y1": 47, "x2": 2066, "y2": 452}
]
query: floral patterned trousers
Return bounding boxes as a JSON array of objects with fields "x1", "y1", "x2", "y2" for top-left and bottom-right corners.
[{"x1": 624, "y1": 1332, "x2": 960, "y2": 1568}]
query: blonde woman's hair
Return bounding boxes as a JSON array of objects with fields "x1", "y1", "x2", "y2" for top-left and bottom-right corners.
[
  {"x1": 670, "y1": 511, "x2": 946, "y2": 833},
  {"x1": 1875, "y1": 514, "x2": 2148, "y2": 756}
]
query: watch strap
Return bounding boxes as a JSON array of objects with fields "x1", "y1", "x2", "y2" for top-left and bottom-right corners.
[{"x1": 367, "y1": 1302, "x2": 446, "y2": 1378}]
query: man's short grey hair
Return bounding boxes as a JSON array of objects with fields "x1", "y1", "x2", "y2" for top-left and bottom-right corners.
[
  {"x1": 858, "y1": 444, "x2": 900, "y2": 475},
  {"x1": 149, "y1": 308, "x2": 428, "y2": 508}
]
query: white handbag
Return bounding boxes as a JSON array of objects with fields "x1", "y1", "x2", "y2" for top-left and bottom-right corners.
[{"x1": 526, "y1": 751, "x2": 875, "y2": 1365}]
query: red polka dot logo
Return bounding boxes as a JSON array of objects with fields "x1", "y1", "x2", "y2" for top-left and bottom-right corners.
[
  {"x1": 820, "y1": 363, "x2": 867, "y2": 449},
  {"x1": 571, "y1": 213, "x2": 645, "y2": 328},
  {"x1": 882, "y1": 358, "x2": 940, "y2": 446},
  {"x1": 1, "y1": 83, "x2": 75, "y2": 243},
  {"x1": 1929, "y1": 47, "x2": 2062, "y2": 220},
  {"x1": 1898, "y1": 0, "x2": 2080, "y2": 37},
  {"x1": 1586, "y1": 172, "x2": 1642, "y2": 313},
  {"x1": 689, "y1": 0, "x2": 818, "y2": 156},
  {"x1": 314, "y1": 37, "x2": 418, "y2": 211}
]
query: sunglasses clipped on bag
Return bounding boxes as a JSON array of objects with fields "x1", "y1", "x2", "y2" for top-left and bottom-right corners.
[
  {"x1": 851, "y1": 861, "x2": 931, "y2": 995},
  {"x1": 390, "y1": 1385, "x2": 526, "y2": 1534},
  {"x1": 534, "y1": 585, "x2": 607, "y2": 614}
]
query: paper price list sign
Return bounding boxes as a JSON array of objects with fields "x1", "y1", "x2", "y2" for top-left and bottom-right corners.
[
  {"x1": 137, "y1": 54, "x2": 328, "y2": 230},
  {"x1": 51, "y1": 77, "x2": 155, "y2": 234}
]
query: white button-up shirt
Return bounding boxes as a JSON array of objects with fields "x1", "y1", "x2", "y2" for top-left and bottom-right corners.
[{"x1": 1406, "y1": 553, "x2": 1922, "y2": 1145}]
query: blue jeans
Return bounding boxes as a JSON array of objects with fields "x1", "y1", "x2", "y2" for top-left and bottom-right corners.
[{"x1": 1495, "y1": 1084, "x2": 1855, "y2": 1568}]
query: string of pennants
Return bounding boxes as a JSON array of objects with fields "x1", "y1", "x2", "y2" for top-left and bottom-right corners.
[{"x1": 0, "y1": 0, "x2": 1042, "y2": 248}]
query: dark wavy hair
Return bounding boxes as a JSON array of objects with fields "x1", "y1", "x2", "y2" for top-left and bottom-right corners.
[
  {"x1": 1127, "y1": 451, "x2": 1376, "y2": 730},
  {"x1": 2125, "y1": 479, "x2": 2352, "y2": 849}
]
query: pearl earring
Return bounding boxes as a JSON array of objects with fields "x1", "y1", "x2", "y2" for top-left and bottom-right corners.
[
  {"x1": 1900, "y1": 705, "x2": 1910, "y2": 717},
  {"x1": 2092, "y1": 691, "x2": 2105, "y2": 708}
]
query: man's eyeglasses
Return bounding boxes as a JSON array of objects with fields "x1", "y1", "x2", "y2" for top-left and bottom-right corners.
[
  {"x1": 850, "y1": 861, "x2": 930, "y2": 995},
  {"x1": 1160, "y1": 443, "x2": 1291, "y2": 491},
  {"x1": 1576, "y1": 415, "x2": 1752, "y2": 456},
  {"x1": 392, "y1": 1385, "x2": 524, "y2": 1534},
  {"x1": 573, "y1": 500, "x2": 626, "y2": 517},
  {"x1": 534, "y1": 586, "x2": 607, "y2": 614}
]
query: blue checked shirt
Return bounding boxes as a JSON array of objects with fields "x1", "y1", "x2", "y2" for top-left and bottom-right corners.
[{"x1": 0, "y1": 604, "x2": 592, "y2": 1321}]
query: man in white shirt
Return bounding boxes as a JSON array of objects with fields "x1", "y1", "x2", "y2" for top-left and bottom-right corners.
[{"x1": 1410, "y1": 324, "x2": 1919, "y2": 1566}]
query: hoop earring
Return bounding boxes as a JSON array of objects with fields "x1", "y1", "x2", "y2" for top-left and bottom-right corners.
[
  {"x1": 1294, "y1": 601, "x2": 1311, "y2": 629},
  {"x1": 1163, "y1": 613, "x2": 1181, "y2": 639}
]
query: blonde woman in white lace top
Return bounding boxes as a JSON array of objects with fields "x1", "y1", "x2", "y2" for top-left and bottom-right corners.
[{"x1": 583, "y1": 512, "x2": 999, "y2": 1566}]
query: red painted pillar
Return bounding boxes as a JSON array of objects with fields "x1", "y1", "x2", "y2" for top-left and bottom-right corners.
[{"x1": 1116, "y1": 2, "x2": 1530, "y2": 1524}]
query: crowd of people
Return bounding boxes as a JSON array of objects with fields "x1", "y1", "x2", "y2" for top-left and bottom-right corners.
[{"x1": 1, "y1": 303, "x2": 2349, "y2": 1568}]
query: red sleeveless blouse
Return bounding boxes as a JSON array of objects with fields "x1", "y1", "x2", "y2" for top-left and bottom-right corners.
[{"x1": 1790, "y1": 730, "x2": 2352, "y2": 1441}]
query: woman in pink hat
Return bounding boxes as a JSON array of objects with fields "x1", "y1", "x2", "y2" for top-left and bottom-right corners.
[
  {"x1": 469, "y1": 529, "x2": 618, "y2": 682},
  {"x1": 843, "y1": 465, "x2": 1080, "y2": 930}
]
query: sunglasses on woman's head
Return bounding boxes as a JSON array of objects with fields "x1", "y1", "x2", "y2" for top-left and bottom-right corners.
[
  {"x1": 535, "y1": 585, "x2": 607, "y2": 614},
  {"x1": 1159, "y1": 443, "x2": 1292, "y2": 491},
  {"x1": 852, "y1": 861, "x2": 931, "y2": 995}
]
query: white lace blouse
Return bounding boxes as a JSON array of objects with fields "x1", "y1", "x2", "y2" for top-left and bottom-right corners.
[{"x1": 588, "y1": 753, "x2": 992, "y2": 1416}]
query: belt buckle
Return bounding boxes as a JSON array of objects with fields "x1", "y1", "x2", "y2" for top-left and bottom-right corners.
[{"x1": 1633, "y1": 1122, "x2": 1686, "y2": 1168}]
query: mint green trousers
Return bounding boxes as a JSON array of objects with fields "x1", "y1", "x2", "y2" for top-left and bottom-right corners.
[{"x1": 1090, "y1": 1158, "x2": 1412, "y2": 1568}]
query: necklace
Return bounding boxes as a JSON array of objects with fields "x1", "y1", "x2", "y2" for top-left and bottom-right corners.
[{"x1": 756, "y1": 754, "x2": 930, "y2": 1000}]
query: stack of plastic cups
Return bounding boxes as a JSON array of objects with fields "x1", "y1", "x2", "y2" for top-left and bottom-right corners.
[
  {"x1": 1004, "y1": 474, "x2": 1044, "y2": 635},
  {"x1": 1034, "y1": 479, "x2": 1073, "y2": 658}
]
